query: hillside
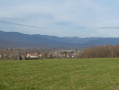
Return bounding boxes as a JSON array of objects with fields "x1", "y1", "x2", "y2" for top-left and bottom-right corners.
[{"x1": 0, "y1": 31, "x2": 119, "y2": 48}]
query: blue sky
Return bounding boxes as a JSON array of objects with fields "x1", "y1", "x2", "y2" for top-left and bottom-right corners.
[{"x1": 0, "y1": 0, "x2": 119, "y2": 37}]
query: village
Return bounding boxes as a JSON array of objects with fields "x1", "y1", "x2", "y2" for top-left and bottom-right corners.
[{"x1": 0, "y1": 48, "x2": 81, "y2": 60}]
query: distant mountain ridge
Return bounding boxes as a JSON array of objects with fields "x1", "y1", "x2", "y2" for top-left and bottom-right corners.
[{"x1": 0, "y1": 31, "x2": 119, "y2": 48}]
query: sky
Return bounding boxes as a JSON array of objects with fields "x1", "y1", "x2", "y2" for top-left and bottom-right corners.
[{"x1": 0, "y1": 0, "x2": 119, "y2": 37}]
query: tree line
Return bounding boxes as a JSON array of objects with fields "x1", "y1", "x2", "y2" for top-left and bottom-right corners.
[{"x1": 80, "y1": 44, "x2": 119, "y2": 58}]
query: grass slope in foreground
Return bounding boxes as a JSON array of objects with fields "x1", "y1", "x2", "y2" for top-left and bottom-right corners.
[{"x1": 0, "y1": 58, "x2": 119, "y2": 90}]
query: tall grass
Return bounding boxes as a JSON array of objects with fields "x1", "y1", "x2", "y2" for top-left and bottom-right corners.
[{"x1": 0, "y1": 58, "x2": 119, "y2": 90}]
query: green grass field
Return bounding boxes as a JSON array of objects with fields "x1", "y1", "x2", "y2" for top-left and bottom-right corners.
[{"x1": 0, "y1": 58, "x2": 119, "y2": 90}]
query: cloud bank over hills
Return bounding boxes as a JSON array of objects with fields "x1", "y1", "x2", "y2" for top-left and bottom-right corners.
[{"x1": 0, "y1": 0, "x2": 119, "y2": 37}]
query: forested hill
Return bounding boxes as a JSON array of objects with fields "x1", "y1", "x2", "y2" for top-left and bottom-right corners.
[{"x1": 0, "y1": 31, "x2": 119, "y2": 48}]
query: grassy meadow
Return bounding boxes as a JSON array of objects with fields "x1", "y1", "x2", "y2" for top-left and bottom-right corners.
[{"x1": 0, "y1": 58, "x2": 119, "y2": 90}]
